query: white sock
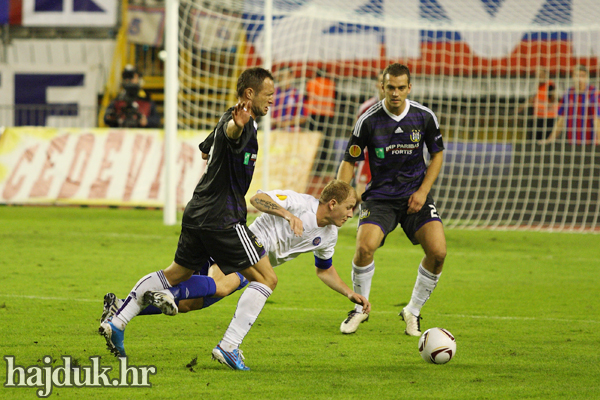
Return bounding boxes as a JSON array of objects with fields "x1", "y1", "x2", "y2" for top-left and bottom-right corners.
[
  {"x1": 352, "y1": 261, "x2": 375, "y2": 313},
  {"x1": 405, "y1": 264, "x2": 441, "y2": 317},
  {"x1": 112, "y1": 270, "x2": 172, "y2": 330},
  {"x1": 220, "y1": 282, "x2": 272, "y2": 351}
]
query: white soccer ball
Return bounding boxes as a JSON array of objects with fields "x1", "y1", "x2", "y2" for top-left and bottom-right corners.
[{"x1": 418, "y1": 327, "x2": 457, "y2": 364}]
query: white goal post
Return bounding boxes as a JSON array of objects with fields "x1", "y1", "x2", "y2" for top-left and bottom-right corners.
[{"x1": 165, "y1": 0, "x2": 600, "y2": 232}]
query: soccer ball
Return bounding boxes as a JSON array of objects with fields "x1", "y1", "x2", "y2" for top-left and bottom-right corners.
[{"x1": 418, "y1": 327, "x2": 456, "y2": 364}]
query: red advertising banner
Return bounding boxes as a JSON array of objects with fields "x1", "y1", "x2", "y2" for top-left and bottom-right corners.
[{"x1": 0, "y1": 127, "x2": 321, "y2": 207}]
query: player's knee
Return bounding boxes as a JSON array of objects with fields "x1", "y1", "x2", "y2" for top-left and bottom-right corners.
[
  {"x1": 429, "y1": 247, "x2": 446, "y2": 268},
  {"x1": 263, "y1": 274, "x2": 278, "y2": 290},
  {"x1": 213, "y1": 284, "x2": 230, "y2": 298},
  {"x1": 164, "y1": 263, "x2": 194, "y2": 285},
  {"x1": 179, "y1": 298, "x2": 203, "y2": 313},
  {"x1": 178, "y1": 305, "x2": 190, "y2": 313},
  {"x1": 355, "y1": 241, "x2": 377, "y2": 262}
]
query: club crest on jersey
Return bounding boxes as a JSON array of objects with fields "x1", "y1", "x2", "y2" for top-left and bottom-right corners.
[
  {"x1": 313, "y1": 237, "x2": 322, "y2": 246},
  {"x1": 410, "y1": 130, "x2": 422, "y2": 142},
  {"x1": 349, "y1": 145, "x2": 362, "y2": 158},
  {"x1": 254, "y1": 237, "x2": 263, "y2": 248},
  {"x1": 359, "y1": 208, "x2": 370, "y2": 220}
]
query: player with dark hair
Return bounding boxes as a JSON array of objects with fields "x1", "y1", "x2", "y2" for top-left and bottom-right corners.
[
  {"x1": 337, "y1": 63, "x2": 447, "y2": 336},
  {"x1": 101, "y1": 181, "x2": 370, "y2": 365},
  {"x1": 99, "y1": 67, "x2": 276, "y2": 364}
]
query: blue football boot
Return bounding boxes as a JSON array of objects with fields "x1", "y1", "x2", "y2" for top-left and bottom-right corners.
[{"x1": 211, "y1": 344, "x2": 250, "y2": 371}]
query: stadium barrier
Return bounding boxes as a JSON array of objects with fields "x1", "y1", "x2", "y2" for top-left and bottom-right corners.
[{"x1": 0, "y1": 127, "x2": 320, "y2": 208}]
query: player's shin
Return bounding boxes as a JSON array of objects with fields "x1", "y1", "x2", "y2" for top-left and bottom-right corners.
[
  {"x1": 201, "y1": 273, "x2": 249, "y2": 310},
  {"x1": 169, "y1": 274, "x2": 217, "y2": 301},
  {"x1": 220, "y1": 281, "x2": 272, "y2": 351},
  {"x1": 405, "y1": 264, "x2": 441, "y2": 316},
  {"x1": 351, "y1": 261, "x2": 375, "y2": 312},
  {"x1": 112, "y1": 270, "x2": 172, "y2": 330}
]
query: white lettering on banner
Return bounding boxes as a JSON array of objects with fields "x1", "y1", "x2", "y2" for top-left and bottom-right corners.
[{"x1": 0, "y1": 128, "x2": 209, "y2": 206}]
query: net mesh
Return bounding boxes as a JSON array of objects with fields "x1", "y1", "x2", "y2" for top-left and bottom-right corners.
[{"x1": 177, "y1": 0, "x2": 600, "y2": 232}]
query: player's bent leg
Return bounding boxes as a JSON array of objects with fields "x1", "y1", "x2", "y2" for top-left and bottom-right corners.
[
  {"x1": 178, "y1": 298, "x2": 204, "y2": 313},
  {"x1": 340, "y1": 223, "x2": 383, "y2": 334},
  {"x1": 402, "y1": 221, "x2": 446, "y2": 336},
  {"x1": 353, "y1": 223, "x2": 384, "y2": 266},
  {"x1": 215, "y1": 257, "x2": 276, "y2": 370},
  {"x1": 114, "y1": 270, "x2": 174, "y2": 326},
  {"x1": 415, "y1": 221, "x2": 446, "y2": 274},
  {"x1": 163, "y1": 262, "x2": 195, "y2": 286},
  {"x1": 209, "y1": 264, "x2": 247, "y2": 297},
  {"x1": 239, "y1": 257, "x2": 278, "y2": 290}
]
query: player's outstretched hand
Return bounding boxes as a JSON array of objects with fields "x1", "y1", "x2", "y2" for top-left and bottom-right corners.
[
  {"x1": 232, "y1": 100, "x2": 253, "y2": 128},
  {"x1": 285, "y1": 214, "x2": 304, "y2": 237},
  {"x1": 348, "y1": 292, "x2": 371, "y2": 314}
]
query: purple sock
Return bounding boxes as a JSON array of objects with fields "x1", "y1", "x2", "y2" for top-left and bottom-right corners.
[
  {"x1": 168, "y1": 275, "x2": 216, "y2": 300},
  {"x1": 128, "y1": 300, "x2": 180, "y2": 316},
  {"x1": 138, "y1": 304, "x2": 163, "y2": 315}
]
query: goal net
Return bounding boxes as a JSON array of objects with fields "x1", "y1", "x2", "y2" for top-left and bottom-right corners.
[{"x1": 177, "y1": 0, "x2": 600, "y2": 232}]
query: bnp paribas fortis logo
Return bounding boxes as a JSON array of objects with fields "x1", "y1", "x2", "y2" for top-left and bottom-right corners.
[{"x1": 374, "y1": 148, "x2": 385, "y2": 159}]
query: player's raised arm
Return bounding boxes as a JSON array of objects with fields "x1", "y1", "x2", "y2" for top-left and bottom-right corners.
[
  {"x1": 315, "y1": 264, "x2": 371, "y2": 314},
  {"x1": 250, "y1": 192, "x2": 303, "y2": 236},
  {"x1": 226, "y1": 100, "x2": 253, "y2": 140}
]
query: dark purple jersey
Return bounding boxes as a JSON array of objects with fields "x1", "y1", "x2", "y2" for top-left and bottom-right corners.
[
  {"x1": 182, "y1": 107, "x2": 259, "y2": 229},
  {"x1": 343, "y1": 99, "x2": 444, "y2": 200}
]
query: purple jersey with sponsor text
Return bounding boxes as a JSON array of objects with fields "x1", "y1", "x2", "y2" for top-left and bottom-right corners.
[
  {"x1": 343, "y1": 99, "x2": 444, "y2": 200},
  {"x1": 182, "y1": 107, "x2": 258, "y2": 229}
]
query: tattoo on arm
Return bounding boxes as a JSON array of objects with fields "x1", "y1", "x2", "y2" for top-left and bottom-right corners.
[{"x1": 254, "y1": 198, "x2": 281, "y2": 211}]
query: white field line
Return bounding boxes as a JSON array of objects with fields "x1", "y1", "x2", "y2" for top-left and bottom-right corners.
[{"x1": 1, "y1": 293, "x2": 599, "y2": 324}]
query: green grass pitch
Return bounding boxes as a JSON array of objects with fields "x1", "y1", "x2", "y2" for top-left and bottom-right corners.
[{"x1": 0, "y1": 206, "x2": 599, "y2": 399}]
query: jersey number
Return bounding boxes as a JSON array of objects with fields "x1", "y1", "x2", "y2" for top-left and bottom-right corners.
[{"x1": 429, "y1": 204, "x2": 440, "y2": 219}]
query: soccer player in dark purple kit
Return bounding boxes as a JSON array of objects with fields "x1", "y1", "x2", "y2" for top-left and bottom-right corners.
[
  {"x1": 100, "y1": 67, "x2": 287, "y2": 370},
  {"x1": 337, "y1": 63, "x2": 447, "y2": 336}
]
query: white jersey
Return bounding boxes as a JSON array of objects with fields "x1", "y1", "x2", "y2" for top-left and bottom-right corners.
[{"x1": 249, "y1": 189, "x2": 338, "y2": 267}]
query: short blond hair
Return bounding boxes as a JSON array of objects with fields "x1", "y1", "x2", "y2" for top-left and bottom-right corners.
[{"x1": 319, "y1": 180, "x2": 356, "y2": 204}]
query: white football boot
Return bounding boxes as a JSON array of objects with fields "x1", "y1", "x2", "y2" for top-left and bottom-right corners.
[
  {"x1": 340, "y1": 310, "x2": 369, "y2": 334},
  {"x1": 400, "y1": 308, "x2": 422, "y2": 336}
]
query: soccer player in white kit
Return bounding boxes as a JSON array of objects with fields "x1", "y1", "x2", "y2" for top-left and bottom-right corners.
[{"x1": 104, "y1": 180, "x2": 370, "y2": 370}]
